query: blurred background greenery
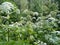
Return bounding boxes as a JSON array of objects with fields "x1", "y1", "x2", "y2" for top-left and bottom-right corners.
[{"x1": 0, "y1": 0, "x2": 60, "y2": 45}]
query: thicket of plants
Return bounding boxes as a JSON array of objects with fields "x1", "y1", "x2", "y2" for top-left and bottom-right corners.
[{"x1": 0, "y1": 0, "x2": 60, "y2": 45}]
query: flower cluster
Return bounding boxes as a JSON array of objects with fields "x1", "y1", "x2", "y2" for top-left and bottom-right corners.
[
  {"x1": 0, "y1": 2, "x2": 20, "y2": 15},
  {"x1": 0, "y1": 2, "x2": 15, "y2": 14}
]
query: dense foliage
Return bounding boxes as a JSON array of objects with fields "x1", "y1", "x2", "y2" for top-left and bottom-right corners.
[{"x1": 0, "y1": 0, "x2": 60, "y2": 45}]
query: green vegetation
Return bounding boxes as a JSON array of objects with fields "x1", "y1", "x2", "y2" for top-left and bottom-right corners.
[{"x1": 0, "y1": 0, "x2": 60, "y2": 45}]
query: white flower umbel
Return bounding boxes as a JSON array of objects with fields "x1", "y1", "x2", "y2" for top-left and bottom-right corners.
[
  {"x1": 15, "y1": 9, "x2": 20, "y2": 14},
  {"x1": 1, "y1": 2, "x2": 15, "y2": 14},
  {"x1": 33, "y1": 12, "x2": 39, "y2": 16},
  {"x1": 23, "y1": 9, "x2": 28, "y2": 14}
]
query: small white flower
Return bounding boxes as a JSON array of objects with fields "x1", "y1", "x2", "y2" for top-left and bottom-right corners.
[
  {"x1": 20, "y1": 17, "x2": 24, "y2": 19},
  {"x1": 44, "y1": 43, "x2": 47, "y2": 45},
  {"x1": 52, "y1": 31, "x2": 60, "y2": 35},
  {"x1": 33, "y1": 12, "x2": 39, "y2": 16},
  {"x1": 41, "y1": 41, "x2": 43, "y2": 44},
  {"x1": 16, "y1": 9, "x2": 20, "y2": 14},
  {"x1": 49, "y1": 38, "x2": 55, "y2": 43},
  {"x1": 34, "y1": 42, "x2": 37, "y2": 44},
  {"x1": 9, "y1": 24, "x2": 14, "y2": 27},
  {"x1": 23, "y1": 9, "x2": 28, "y2": 14},
  {"x1": 20, "y1": 34, "x2": 22, "y2": 37},
  {"x1": 37, "y1": 40, "x2": 40, "y2": 43},
  {"x1": 37, "y1": 17, "x2": 41, "y2": 21},
  {"x1": 32, "y1": 24, "x2": 37, "y2": 28},
  {"x1": 33, "y1": 17, "x2": 36, "y2": 19},
  {"x1": 30, "y1": 35, "x2": 34, "y2": 40},
  {"x1": 47, "y1": 14, "x2": 51, "y2": 18},
  {"x1": 48, "y1": 17, "x2": 56, "y2": 21}
]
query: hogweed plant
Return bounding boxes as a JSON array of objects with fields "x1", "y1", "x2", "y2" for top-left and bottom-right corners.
[{"x1": 0, "y1": 0, "x2": 60, "y2": 45}]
